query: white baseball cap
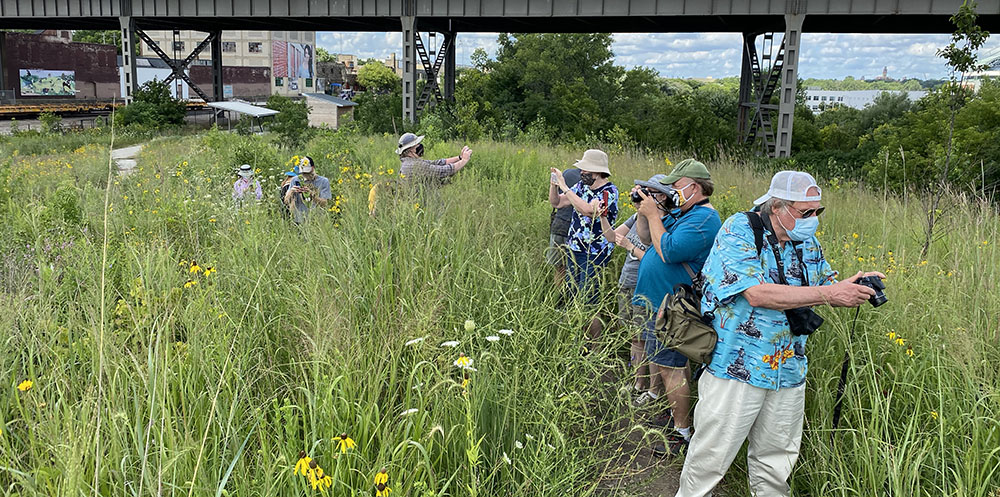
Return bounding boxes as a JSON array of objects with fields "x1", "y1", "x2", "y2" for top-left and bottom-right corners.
[{"x1": 754, "y1": 170, "x2": 822, "y2": 206}]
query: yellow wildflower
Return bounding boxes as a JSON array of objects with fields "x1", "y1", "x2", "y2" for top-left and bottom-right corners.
[
  {"x1": 203, "y1": 266, "x2": 216, "y2": 276},
  {"x1": 895, "y1": 337, "x2": 905, "y2": 346},
  {"x1": 374, "y1": 468, "x2": 389, "y2": 486},
  {"x1": 376, "y1": 483, "x2": 392, "y2": 497},
  {"x1": 852, "y1": 233, "x2": 859, "y2": 239},
  {"x1": 17, "y1": 379, "x2": 33, "y2": 392},
  {"x1": 886, "y1": 331, "x2": 897, "y2": 340},
  {"x1": 906, "y1": 346, "x2": 914, "y2": 357},
  {"x1": 184, "y1": 280, "x2": 198, "y2": 289},
  {"x1": 332, "y1": 433, "x2": 356, "y2": 453},
  {"x1": 294, "y1": 452, "x2": 312, "y2": 476},
  {"x1": 931, "y1": 411, "x2": 939, "y2": 420},
  {"x1": 189, "y1": 261, "x2": 202, "y2": 274}
]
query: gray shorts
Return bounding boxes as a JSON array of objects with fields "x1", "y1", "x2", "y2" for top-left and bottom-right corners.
[{"x1": 546, "y1": 234, "x2": 570, "y2": 266}]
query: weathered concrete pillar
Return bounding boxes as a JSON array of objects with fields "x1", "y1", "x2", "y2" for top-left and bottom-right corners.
[
  {"x1": 775, "y1": 13, "x2": 804, "y2": 158},
  {"x1": 119, "y1": 16, "x2": 138, "y2": 102},
  {"x1": 401, "y1": 16, "x2": 418, "y2": 123}
]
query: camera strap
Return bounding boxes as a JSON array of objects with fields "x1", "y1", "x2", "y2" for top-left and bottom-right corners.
[
  {"x1": 747, "y1": 211, "x2": 809, "y2": 287},
  {"x1": 832, "y1": 307, "x2": 861, "y2": 434}
]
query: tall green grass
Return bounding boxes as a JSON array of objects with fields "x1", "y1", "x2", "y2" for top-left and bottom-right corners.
[{"x1": 0, "y1": 129, "x2": 997, "y2": 496}]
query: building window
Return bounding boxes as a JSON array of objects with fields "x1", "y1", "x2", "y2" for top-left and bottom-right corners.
[
  {"x1": 305, "y1": 78, "x2": 313, "y2": 88},
  {"x1": 275, "y1": 77, "x2": 283, "y2": 87},
  {"x1": 838, "y1": 96, "x2": 844, "y2": 101},
  {"x1": 821, "y1": 96, "x2": 827, "y2": 101},
  {"x1": 173, "y1": 41, "x2": 185, "y2": 52},
  {"x1": 222, "y1": 41, "x2": 236, "y2": 52},
  {"x1": 249, "y1": 42, "x2": 263, "y2": 53}
]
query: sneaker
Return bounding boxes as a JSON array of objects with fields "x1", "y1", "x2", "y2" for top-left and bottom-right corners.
[
  {"x1": 632, "y1": 391, "x2": 659, "y2": 408},
  {"x1": 652, "y1": 432, "x2": 690, "y2": 458},
  {"x1": 647, "y1": 408, "x2": 674, "y2": 429}
]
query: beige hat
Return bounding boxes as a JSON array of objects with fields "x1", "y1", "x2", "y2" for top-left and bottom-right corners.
[
  {"x1": 573, "y1": 149, "x2": 610, "y2": 175},
  {"x1": 395, "y1": 133, "x2": 424, "y2": 155}
]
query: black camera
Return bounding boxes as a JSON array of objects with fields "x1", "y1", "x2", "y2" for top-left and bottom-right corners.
[
  {"x1": 856, "y1": 275, "x2": 888, "y2": 307},
  {"x1": 630, "y1": 186, "x2": 652, "y2": 204},
  {"x1": 631, "y1": 186, "x2": 677, "y2": 210}
]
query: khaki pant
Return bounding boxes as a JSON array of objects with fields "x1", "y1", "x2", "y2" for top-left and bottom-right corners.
[{"x1": 676, "y1": 373, "x2": 805, "y2": 497}]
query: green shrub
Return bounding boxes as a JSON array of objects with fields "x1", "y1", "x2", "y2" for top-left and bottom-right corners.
[
  {"x1": 115, "y1": 79, "x2": 186, "y2": 128},
  {"x1": 265, "y1": 94, "x2": 312, "y2": 149}
]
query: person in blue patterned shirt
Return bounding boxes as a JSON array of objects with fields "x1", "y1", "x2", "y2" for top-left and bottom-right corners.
[
  {"x1": 549, "y1": 149, "x2": 619, "y2": 309},
  {"x1": 676, "y1": 171, "x2": 885, "y2": 497}
]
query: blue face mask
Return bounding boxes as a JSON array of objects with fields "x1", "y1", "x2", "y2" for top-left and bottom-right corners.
[{"x1": 784, "y1": 207, "x2": 820, "y2": 241}]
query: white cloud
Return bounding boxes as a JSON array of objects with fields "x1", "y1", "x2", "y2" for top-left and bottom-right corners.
[{"x1": 317, "y1": 31, "x2": 1000, "y2": 80}]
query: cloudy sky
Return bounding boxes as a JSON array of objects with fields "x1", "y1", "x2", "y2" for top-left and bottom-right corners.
[{"x1": 317, "y1": 31, "x2": 1000, "y2": 80}]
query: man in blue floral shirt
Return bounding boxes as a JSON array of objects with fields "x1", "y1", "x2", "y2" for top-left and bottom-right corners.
[
  {"x1": 676, "y1": 171, "x2": 885, "y2": 497},
  {"x1": 549, "y1": 149, "x2": 618, "y2": 306}
]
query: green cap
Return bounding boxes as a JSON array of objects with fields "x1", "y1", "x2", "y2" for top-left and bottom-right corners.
[{"x1": 659, "y1": 158, "x2": 711, "y2": 185}]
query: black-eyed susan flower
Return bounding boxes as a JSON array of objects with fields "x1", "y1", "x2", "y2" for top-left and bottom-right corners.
[
  {"x1": 375, "y1": 479, "x2": 392, "y2": 497},
  {"x1": 294, "y1": 451, "x2": 312, "y2": 476},
  {"x1": 906, "y1": 346, "x2": 914, "y2": 357},
  {"x1": 454, "y1": 354, "x2": 473, "y2": 369},
  {"x1": 203, "y1": 266, "x2": 216, "y2": 276},
  {"x1": 374, "y1": 468, "x2": 389, "y2": 486},
  {"x1": 189, "y1": 261, "x2": 202, "y2": 274},
  {"x1": 17, "y1": 379, "x2": 33, "y2": 392},
  {"x1": 184, "y1": 280, "x2": 198, "y2": 289},
  {"x1": 332, "y1": 433, "x2": 356, "y2": 453},
  {"x1": 309, "y1": 465, "x2": 332, "y2": 491}
]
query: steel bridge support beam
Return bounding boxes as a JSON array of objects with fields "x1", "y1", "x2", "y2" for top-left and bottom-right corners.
[
  {"x1": 736, "y1": 32, "x2": 755, "y2": 144},
  {"x1": 775, "y1": 13, "x2": 804, "y2": 158},
  {"x1": 443, "y1": 31, "x2": 456, "y2": 102},
  {"x1": 402, "y1": 15, "x2": 417, "y2": 123},
  {"x1": 119, "y1": 16, "x2": 138, "y2": 103},
  {"x1": 135, "y1": 29, "x2": 219, "y2": 101},
  {"x1": 210, "y1": 30, "x2": 224, "y2": 102}
]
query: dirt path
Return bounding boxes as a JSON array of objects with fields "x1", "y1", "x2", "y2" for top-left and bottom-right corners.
[{"x1": 111, "y1": 144, "x2": 143, "y2": 176}]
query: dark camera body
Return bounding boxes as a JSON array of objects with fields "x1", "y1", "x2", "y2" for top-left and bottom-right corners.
[
  {"x1": 856, "y1": 275, "x2": 888, "y2": 307},
  {"x1": 630, "y1": 187, "x2": 652, "y2": 204},
  {"x1": 631, "y1": 186, "x2": 677, "y2": 210}
]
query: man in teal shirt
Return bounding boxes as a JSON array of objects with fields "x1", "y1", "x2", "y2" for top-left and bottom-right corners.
[{"x1": 632, "y1": 158, "x2": 722, "y2": 456}]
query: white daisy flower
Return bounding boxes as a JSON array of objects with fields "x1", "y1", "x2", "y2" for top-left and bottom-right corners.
[
  {"x1": 485, "y1": 335, "x2": 501, "y2": 342},
  {"x1": 524, "y1": 433, "x2": 536, "y2": 441},
  {"x1": 498, "y1": 329, "x2": 514, "y2": 336},
  {"x1": 440, "y1": 340, "x2": 460, "y2": 348},
  {"x1": 502, "y1": 452, "x2": 512, "y2": 465},
  {"x1": 400, "y1": 408, "x2": 419, "y2": 417},
  {"x1": 404, "y1": 336, "x2": 427, "y2": 347},
  {"x1": 515, "y1": 440, "x2": 524, "y2": 450}
]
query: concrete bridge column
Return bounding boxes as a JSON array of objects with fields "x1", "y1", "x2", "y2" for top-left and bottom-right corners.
[
  {"x1": 119, "y1": 16, "x2": 138, "y2": 103},
  {"x1": 775, "y1": 13, "x2": 804, "y2": 158},
  {"x1": 402, "y1": 15, "x2": 417, "y2": 123}
]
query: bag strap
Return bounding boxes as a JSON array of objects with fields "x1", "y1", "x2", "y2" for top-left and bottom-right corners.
[
  {"x1": 746, "y1": 211, "x2": 809, "y2": 287},
  {"x1": 681, "y1": 262, "x2": 696, "y2": 281},
  {"x1": 744, "y1": 211, "x2": 766, "y2": 258}
]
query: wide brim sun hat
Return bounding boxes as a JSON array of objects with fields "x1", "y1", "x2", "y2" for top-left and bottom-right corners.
[
  {"x1": 396, "y1": 133, "x2": 425, "y2": 155},
  {"x1": 573, "y1": 149, "x2": 611, "y2": 175}
]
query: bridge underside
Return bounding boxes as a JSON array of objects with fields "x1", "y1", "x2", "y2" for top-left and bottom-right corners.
[
  {"x1": 3, "y1": 14, "x2": 999, "y2": 32},
  {"x1": 3, "y1": 0, "x2": 998, "y2": 158}
]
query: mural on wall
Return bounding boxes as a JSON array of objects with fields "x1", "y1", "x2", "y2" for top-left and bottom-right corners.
[
  {"x1": 272, "y1": 41, "x2": 314, "y2": 80},
  {"x1": 19, "y1": 69, "x2": 76, "y2": 96}
]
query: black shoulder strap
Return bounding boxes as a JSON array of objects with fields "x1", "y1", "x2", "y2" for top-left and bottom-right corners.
[{"x1": 743, "y1": 211, "x2": 765, "y2": 258}]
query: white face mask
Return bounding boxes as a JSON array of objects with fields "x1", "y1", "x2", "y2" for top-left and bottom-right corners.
[{"x1": 238, "y1": 171, "x2": 253, "y2": 179}]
